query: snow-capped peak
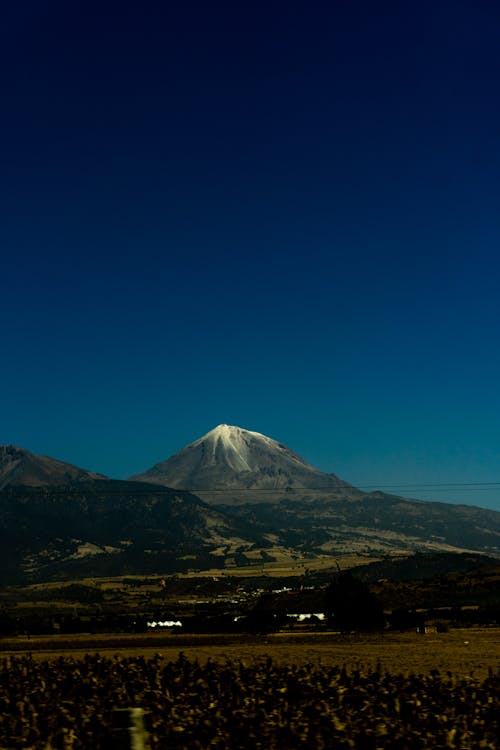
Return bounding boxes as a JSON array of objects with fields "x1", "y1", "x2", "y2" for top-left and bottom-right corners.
[
  {"x1": 190, "y1": 424, "x2": 263, "y2": 472},
  {"x1": 131, "y1": 424, "x2": 349, "y2": 500}
]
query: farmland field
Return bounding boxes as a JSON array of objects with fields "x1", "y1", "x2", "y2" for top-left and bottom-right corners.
[
  {"x1": 1, "y1": 631, "x2": 499, "y2": 749},
  {"x1": 2, "y1": 628, "x2": 500, "y2": 677}
]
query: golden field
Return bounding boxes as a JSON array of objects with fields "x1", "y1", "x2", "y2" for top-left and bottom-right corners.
[{"x1": 2, "y1": 628, "x2": 499, "y2": 678}]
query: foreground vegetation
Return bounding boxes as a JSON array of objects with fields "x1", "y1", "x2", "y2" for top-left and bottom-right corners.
[
  {"x1": 1, "y1": 651, "x2": 499, "y2": 749},
  {"x1": 1, "y1": 555, "x2": 498, "y2": 747},
  {"x1": 1, "y1": 627, "x2": 498, "y2": 676}
]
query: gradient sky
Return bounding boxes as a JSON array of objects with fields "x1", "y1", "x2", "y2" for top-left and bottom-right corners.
[{"x1": 2, "y1": 1, "x2": 500, "y2": 510}]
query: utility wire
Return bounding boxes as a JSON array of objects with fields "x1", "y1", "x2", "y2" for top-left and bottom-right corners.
[
  {"x1": 6, "y1": 481, "x2": 500, "y2": 495},
  {"x1": 179, "y1": 483, "x2": 500, "y2": 493}
]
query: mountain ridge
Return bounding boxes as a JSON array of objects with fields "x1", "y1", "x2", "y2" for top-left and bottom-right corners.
[
  {"x1": 2, "y1": 427, "x2": 500, "y2": 583},
  {"x1": 0, "y1": 445, "x2": 107, "y2": 490}
]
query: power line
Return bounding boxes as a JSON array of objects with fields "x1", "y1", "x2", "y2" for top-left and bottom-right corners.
[
  {"x1": 187, "y1": 483, "x2": 500, "y2": 493},
  {"x1": 6, "y1": 481, "x2": 500, "y2": 495},
  {"x1": 359, "y1": 482, "x2": 500, "y2": 492},
  {"x1": 358, "y1": 482, "x2": 500, "y2": 492}
]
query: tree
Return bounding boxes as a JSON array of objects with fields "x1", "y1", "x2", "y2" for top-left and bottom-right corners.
[{"x1": 323, "y1": 571, "x2": 385, "y2": 631}]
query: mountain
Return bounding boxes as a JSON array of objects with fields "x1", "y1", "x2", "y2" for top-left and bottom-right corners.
[
  {"x1": 225, "y1": 490, "x2": 500, "y2": 559},
  {"x1": 131, "y1": 424, "x2": 351, "y2": 504},
  {"x1": 132, "y1": 425, "x2": 500, "y2": 560},
  {"x1": 0, "y1": 445, "x2": 106, "y2": 489},
  {"x1": 2, "y1": 428, "x2": 500, "y2": 584},
  {"x1": 0, "y1": 479, "x2": 261, "y2": 584}
]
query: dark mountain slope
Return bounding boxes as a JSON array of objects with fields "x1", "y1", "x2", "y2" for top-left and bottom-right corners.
[
  {"x1": 351, "y1": 551, "x2": 500, "y2": 583},
  {"x1": 224, "y1": 492, "x2": 500, "y2": 557},
  {"x1": 0, "y1": 445, "x2": 106, "y2": 489},
  {"x1": 3, "y1": 428, "x2": 500, "y2": 583},
  {"x1": 132, "y1": 424, "x2": 500, "y2": 559},
  {"x1": 0, "y1": 480, "x2": 262, "y2": 583}
]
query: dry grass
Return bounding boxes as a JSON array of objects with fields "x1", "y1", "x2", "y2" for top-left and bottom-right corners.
[{"x1": 2, "y1": 628, "x2": 499, "y2": 678}]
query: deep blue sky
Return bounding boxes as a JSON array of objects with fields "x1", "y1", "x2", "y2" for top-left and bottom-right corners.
[{"x1": 2, "y1": 1, "x2": 500, "y2": 509}]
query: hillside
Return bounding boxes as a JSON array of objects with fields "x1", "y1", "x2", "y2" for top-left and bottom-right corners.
[
  {"x1": 0, "y1": 479, "x2": 262, "y2": 584},
  {"x1": 2, "y1": 429, "x2": 500, "y2": 584},
  {"x1": 223, "y1": 491, "x2": 500, "y2": 558},
  {"x1": 0, "y1": 445, "x2": 106, "y2": 489}
]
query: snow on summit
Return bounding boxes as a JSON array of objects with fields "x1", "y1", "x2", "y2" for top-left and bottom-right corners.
[
  {"x1": 192, "y1": 425, "x2": 253, "y2": 472},
  {"x1": 188, "y1": 424, "x2": 309, "y2": 473},
  {"x1": 131, "y1": 424, "x2": 350, "y2": 503}
]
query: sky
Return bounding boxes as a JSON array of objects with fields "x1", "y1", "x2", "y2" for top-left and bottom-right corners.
[{"x1": 2, "y1": 0, "x2": 500, "y2": 510}]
